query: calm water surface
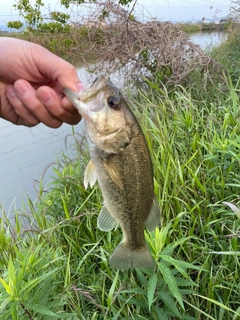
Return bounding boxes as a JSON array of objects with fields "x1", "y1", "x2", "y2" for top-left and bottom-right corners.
[
  {"x1": 0, "y1": 121, "x2": 84, "y2": 213},
  {"x1": 189, "y1": 30, "x2": 228, "y2": 49},
  {"x1": 0, "y1": 32, "x2": 227, "y2": 213}
]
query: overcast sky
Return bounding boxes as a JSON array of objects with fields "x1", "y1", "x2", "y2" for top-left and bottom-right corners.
[{"x1": 0, "y1": 0, "x2": 232, "y2": 24}]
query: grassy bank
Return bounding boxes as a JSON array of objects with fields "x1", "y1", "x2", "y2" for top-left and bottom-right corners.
[
  {"x1": 211, "y1": 23, "x2": 240, "y2": 86},
  {"x1": 1, "y1": 78, "x2": 240, "y2": 318},
  {"x1": 177, "y1": 22, "x2": 226, "y2": 33}
]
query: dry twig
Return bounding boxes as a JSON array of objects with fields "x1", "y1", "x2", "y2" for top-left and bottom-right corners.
[{"x1": 70, "y1": 1, "x2": 225, "y2": 89}]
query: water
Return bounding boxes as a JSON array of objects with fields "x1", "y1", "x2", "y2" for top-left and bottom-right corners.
[
  {"x1": 0, "y1": 121, "x2": 75, "y2": 211},
  {"x1": 189, "y1": 30, "x2": 228, "y2": 50},
  {"x1": 0, "y1": 31, "x2": 227, "y2": 213}
]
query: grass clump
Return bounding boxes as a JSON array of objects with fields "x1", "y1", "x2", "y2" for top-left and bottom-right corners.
[
  {"x1": 1, "y1": 79, "x2": 240, "y2": 318},
  {"x1": 211, "y1": 23, "x2": 240, "y2": 87}
]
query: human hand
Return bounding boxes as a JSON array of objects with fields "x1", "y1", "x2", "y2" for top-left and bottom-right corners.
[{"x1": 0, "y1": 37, "x2": 85, "y2": 127}]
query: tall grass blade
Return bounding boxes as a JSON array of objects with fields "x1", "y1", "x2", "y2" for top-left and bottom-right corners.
[{"x1": 147, "y1": 272, "x2": 157, "y2": 311}]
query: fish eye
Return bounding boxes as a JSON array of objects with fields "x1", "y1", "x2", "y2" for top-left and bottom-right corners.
[{"x1": 107, "y1": 96, "x2": 120, "y2": 109}]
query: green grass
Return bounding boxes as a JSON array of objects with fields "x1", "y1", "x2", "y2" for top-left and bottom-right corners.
[
  {"x1": 1, "y1": 80, "x2": 240, "y2": 319},
  {"x1": 176, "y1": 22, "x2": 229, "y2": 33},
  {"x1": 211, "y1": 24, "x2": 240, "y2": 87}
]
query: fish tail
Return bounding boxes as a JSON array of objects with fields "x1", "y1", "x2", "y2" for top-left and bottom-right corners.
[{"x1": 109, "y1": 243, "x2": 155, "y2": 270}]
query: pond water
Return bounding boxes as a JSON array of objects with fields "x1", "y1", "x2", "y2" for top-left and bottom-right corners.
[
  {"x1": 188, "y1": 30, "x2": 228, "y2": 50},
  {"x1": 0, "y1": 31, "x2": 228, "y2": 214},
  {"x1": 0, "y1": 121, "x2": 76, "y2": 212}
]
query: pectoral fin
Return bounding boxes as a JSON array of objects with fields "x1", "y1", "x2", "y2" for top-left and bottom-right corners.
[
  {"x1": 97, "y1": 204, "x2": 118, "y2": 231},
  {"x1": 146, "y1": 195, "x2": 160, "y2": 231},
  {"x1": 103, "y1": 158, "x2": 123, "y2": 190},
  {"x1": 84, "y1": 160, "x2": 97, "y2": 189}
]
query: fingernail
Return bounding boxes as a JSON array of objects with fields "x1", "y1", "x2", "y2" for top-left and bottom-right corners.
[
  {"x1": 76, "y1": 82, "x2": 85, "y2": 92},
  {"x1": 15, "y1": 82, "x2": 29, "y2": 98}
]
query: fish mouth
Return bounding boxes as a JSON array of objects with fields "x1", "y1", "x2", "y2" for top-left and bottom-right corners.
[
  {"x1": 63, "y1": 88, "x2": 92, "y2": 122},
  {"x1": 63, "y1": 83, "x2": 105, "y2": 120},
  {"x1": 63, "y1": 75, "x2": 109, "y2": 105},
  {"x1": 90, "y1": 75, "x2": 108, "y2": 89},
  {"x1": 63, "y1": 75, "x2": 119, "y2": 125},
  {"x1": 64, "y1": 75, "x2": 116, "y2": 107},
  {"x1": 79, "y1": 87, "x2": 104, "y2": 103},
  {"x1": 79, "y1": 75, "x2": 110, "y2": 103}
]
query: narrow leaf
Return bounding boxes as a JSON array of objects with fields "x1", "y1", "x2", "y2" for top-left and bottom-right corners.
[
  {"x1": 147, "y1": 273, "x2": 157, "y2": 311},
  {"x1": 209, "y1": 251, "x2": 240, "y2": 255},
  {"x1": 155, "y1": 306, "x2": 169, "y2": 320},
  {"x1": 0, "y1": 296, "x2": 13, "y2": 313},
  {"x1": 158, "y1": 291, "x2": 181, "y2": 317},
  {"x1": 160, "y1": 255, "x2": 189, "y2": 278},
  {"x1": 8, "y1": 257, "x2": 16, "y2": 288},
  {"x1": 0, "y1": 279, "x2": 11, "y2": 295},
  {"x1": 107, "y1": 271, "x2": 119, "y2": 308},
  {"x1": 61, "y1": 194, "x2": 70, "y2": 219},
  {"x1": 158, "y1": 263, "x2": 184, "y2": 310},
  {"x1": 222, "y1": 201, "x2": 240, "y2": 218},
  {"x1": 28, "y1": 304, "x2": 60, "y2": 317},
  {"x1": 194, "y1": 294, "x2": 240, "y2": 317}
]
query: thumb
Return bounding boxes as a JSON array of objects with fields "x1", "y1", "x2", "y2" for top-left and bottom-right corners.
[{"x1": 57, "y1": 64, "x2": 86, "y2": 93}]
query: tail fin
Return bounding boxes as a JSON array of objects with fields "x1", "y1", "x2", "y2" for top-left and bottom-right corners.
[{"x1": 109, "y1": 243, "x2": 155, "y2": 270}]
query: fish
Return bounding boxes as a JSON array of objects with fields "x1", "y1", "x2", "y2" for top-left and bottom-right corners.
[{"x1": 64, "y1": 76, "x2": 160, "y2": 270}]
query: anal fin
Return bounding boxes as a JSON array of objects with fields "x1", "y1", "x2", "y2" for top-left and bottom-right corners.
[{"x1": 97, "y1": 204, "x2": 118, "y2": 231}]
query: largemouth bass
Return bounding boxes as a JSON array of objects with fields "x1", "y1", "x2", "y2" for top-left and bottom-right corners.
[{"x1": 64, "y1": 76, "x2": 160, "y2": 270}]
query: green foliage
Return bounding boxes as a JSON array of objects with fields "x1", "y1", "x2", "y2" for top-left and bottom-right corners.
[
  {"x1": 211, "y1": 24, "x2": 240, "y2": 86},
  {"x1": 50, "y1": 12, "x2": 70, "y2": 24},
  {"x1": 13, "y1": 0, "x2": 44, "y2": 30},
  {"x1": 7, "y1": 21, "x2": 24, "y2": 30},
  {"x1": 177, "y1": 23, "x2": 202, "y2": 33},
  {"x1": 118, "y1": 0, "x2": 133, "y2": 5},
  {"x1": 60, "y1": 0, "x2": 87, "y2": 8},
  {"x1": 10, "y1": 0, "x2": 136, "y2": 32},
  {"x1": 10, "y1": 0, "x2": 70, "y2": 33},
  {"x1": 64, "y1": 39, "x2": 73, "y2": 47},
  {"x1": 79, "y1": 25, "x2": 89, "y2": 37},
  {"x1": 60, "y1": 0, "x2": 134, "y2": 8},
  {"x1": 0, "y1": 241, "x2": 76, "y2": 318},
  {"x1": 38, "y1": 22, "x2": 70, "y2": 33}
]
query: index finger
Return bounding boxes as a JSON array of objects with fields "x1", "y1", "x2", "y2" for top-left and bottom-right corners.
[{"x1": 32, "y1": 47, "x2": 86, "y2": 92}]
